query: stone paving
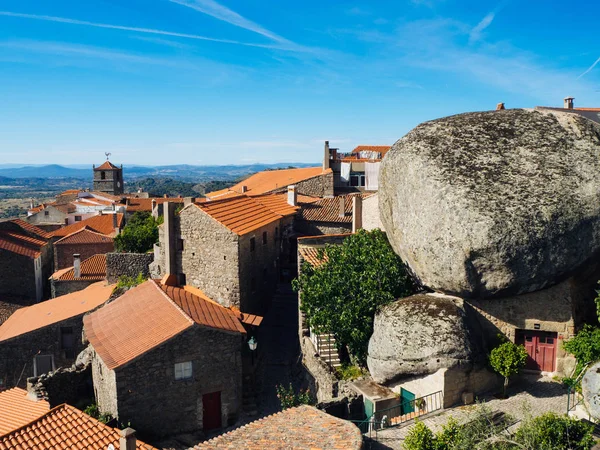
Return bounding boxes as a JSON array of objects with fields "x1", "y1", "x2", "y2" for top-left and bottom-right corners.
[{"x1": 370, "y1": 375, "x2": 569, "y2": 450}]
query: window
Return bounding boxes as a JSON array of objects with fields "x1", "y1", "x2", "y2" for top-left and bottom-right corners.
[
  {"x1": 44, "y1": 210, "x2": 49, "y2": 216},
  {"x1": 101, "y1": 171, "x2": 106, "y2": 180},
  {"x1": 33, "y1": 355, "x2": 54, "y2": 377},
  {"x1": 64, "y1": 218, "x2": 69, "y2": 225},
  {"x1": 350, "y1": 173, "x2": 366, "y2": 187},
  {"x1": 262, "y1": 231, "x2": 268, "y2": 245},
  {"x1": 177, "y1": 238, "x2": 184, "y2": 251},
  {"x1": 74, "y1": 216, "x2": 82, "y2": 222},
  {"x1": 174, "y1": 361, "x2": 193, "y2": 380},
  {"x1": 250, "y1": 237, "x2": 255, "y2": 252},
  {"x1": 61, "y1": 327, "x2": 75, "y2": 359},
  {"x1": 274, "y1": 227, "x2": 279, "y2": 241}
]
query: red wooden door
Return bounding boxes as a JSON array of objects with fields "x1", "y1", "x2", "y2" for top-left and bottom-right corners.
[
  {"x1": 202, "y1": 391, "x2": 222, "y2": 431},
  {"x1": 517, "y1": 331, "x2": 556, "y2": 372}
]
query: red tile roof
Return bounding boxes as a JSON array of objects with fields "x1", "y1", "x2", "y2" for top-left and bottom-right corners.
[
  {"x1": 351, "y1": 145, "x2": 392, "y2": 155},
  {"x1": 0, "y1": 403, "x2": 156, "y2": 450},
  {"x1": 194, "y1": 194, "x2": 298, "y2": 235},
  {"x1": 0, "y1": 230, "x2": 47, "y2": 259},
  {"x1": 9, "y1": 219, "x2": 51, "y2": 240},
  {"x1": 95, "y1": 160, "x2": 120, "y2": 170},
  {"x1": 0, "y1": 282, "x2": 114, "y2": 342},
  {"x1": 125, "y1": 197, "x2": 185, "y2": 213},
  {"x1": 299, "y1": 193, "x2": 368, "y2": 224},
  {"x1": 51, "y1": 213, "x2": 124, "y2": 238},
  {"x1": 84, "y1": 280, "x2": 246, "y2": 370},
  {"x1": 0, "y1": 388, "x2": 49, "y2": 436},
  {"x1": 206, "y1": 167, "x2": 330, "y2": 199},
  {"x1": 299, "y1": 247, "x2": 328, "y2": 268},
  {"x1": 192, "y1": 405, "x2": 363, "y2": 449},
  {"x1": 54, "y1": 227, "x2": 114, "y2": 245},
  {"x1": 52, "y1": 254, "x2": 106, "y2": 281}
]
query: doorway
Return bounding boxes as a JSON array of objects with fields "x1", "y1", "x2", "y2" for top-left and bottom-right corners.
[
  {"x1": 202, "y1": 391, "x2": 222, "y2": 431},
  {"x1": 516, "y1": 330, "x2": 557, "y2": 372}
]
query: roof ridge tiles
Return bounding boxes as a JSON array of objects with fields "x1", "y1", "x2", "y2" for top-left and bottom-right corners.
[{"x1": 149, "y1": 280, "x2": 195, "y2": 326}]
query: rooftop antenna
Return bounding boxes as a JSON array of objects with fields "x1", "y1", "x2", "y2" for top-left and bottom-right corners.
[{"x1": 105, "y1": 152, "x2": 111, "y2": 160}]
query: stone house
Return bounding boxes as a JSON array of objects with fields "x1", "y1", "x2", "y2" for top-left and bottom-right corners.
[
  {"x1": 0, "y1": 219, "x2": 53, "y2": 303},
  {"x1": 50, "y1": 211, "x2": 124, "y2": 240},
  {"x1": 296, "y1": 193, "x2": 371, "y2": 236},
  {"x1": 152, "y1": 193, "x2": 299, "y2": 314},
  {"x1": 84, "y1": 279, "x2": 246, "y2": 437},
  {"x1": 0, "y1": 282, "x2": 114, "y2": 388},
  {"x1": 50, "y1": 254, "x2": 106, "y2": 297},
  {"x1": 26, "y1": 203, "x2": 71, "y2": 232},
  {"x1": 53, "y1": 228, "x2": 115, "y2": 270}
]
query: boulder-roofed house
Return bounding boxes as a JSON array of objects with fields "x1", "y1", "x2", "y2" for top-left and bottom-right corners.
[
  {"x1": 50, "y1": 254, "x2": 107, "y2": 297},
  {"x1": 84, "y1": 279, "x2": 246, "y2": 437},
  {"x1": 151, "y1": 192, "x2": 300, "y2": 314},
  {"x1": 0, "y1": 403, "x2": 156, "y2": 450},
  {"x1": 0, "y1": 282, "x2": 114, "y2": 388},
  {"x1": 0, "y1": 219, "x2": 53, "y2": 303}
]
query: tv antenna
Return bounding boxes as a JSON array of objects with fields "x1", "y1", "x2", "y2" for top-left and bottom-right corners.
[{"x1": 105, "y1": 152, "x2": 111, "y2": 160}]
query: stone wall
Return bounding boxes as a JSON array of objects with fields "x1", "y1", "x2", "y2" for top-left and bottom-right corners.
[
  {"x1": 361, "y1": 194, "x2": 384, "y2": 231},
  {"x1": 295, "y1": 220, "x2": 352, "y2": 237},
  {"x1": 93, "y1": 326, "x2": 243, "y2": 438},
  {"x1": 55, "y1": 241, "x2": 114, "y2": 270},
  {"x1": 178, "y1": 206, "x2": 241, "y2": 308},
  {"x1": 51, "y1": 279, "x2": 96, "y2": 298},
  {"x1": 270, "y1": 172, "x2": 334, "y2": 198},
  {"x1": 0, "y1": 249, "x2": 37, "y2": 303},
  {"x1": 0, "y1": 315, "x2": 88, "y2": 388},
  {"x1": 106, "y1": 252, "x2": 153, "y2": 283},
  {"x1": 27, "y1": 206, "x2": 66, "y2": 227},
  {"x1": 91, "y1": 346, "x2": 119, "y2": 418}
]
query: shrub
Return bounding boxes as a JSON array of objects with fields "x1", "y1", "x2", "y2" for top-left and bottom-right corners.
[
  {"x1": 275, "y1": 383, "x2": 313, "y2": 410},
  {"x1": 489, "y1": 341, "x2": 528, "y2": 397},
  {"x1": 514, "y1": 412, "x2": 595, "y2": 450},
  {"x1": 116, "y1": 273, "x2": 146, "y2": 290},
  {"x1": 335, "y1": 364, "x2": 365, "y2": 381},
  {"x1": 83, "y1": 403, "x2": 113, "y2": 424},
  {"x1": 403, "y1": 420, "x2": 436, "y2": 450}
]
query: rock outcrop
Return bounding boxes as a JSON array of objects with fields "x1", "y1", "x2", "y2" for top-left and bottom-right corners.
[
  {"x1": 367, "y1": 294, "x2": 475, "y2": 384},
  {"x1": 582, "y1": 361, "x2": 600, "y2": 420},
  {"x1": 379, "y1": 108, "x2": 600, "y2": 298}
]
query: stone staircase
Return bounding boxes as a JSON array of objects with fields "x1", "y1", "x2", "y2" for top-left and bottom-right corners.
[
  {"x1": 313, "y1": 333, "x2": 342, "y2": 369},
  {"x1": 242, "y1": 374, "x2": 258, "y2": 417}
]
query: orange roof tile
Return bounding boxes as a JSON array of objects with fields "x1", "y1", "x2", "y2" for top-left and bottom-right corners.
[
  {"x1": 192, "y1": 405, "x2": 363, "y2": 449},
  {"x1": 95, "y1": 160, "x2": 120, "y2": 170},
  {"x1": 351, "y1": 145, "x2": 392, "y2": 155},
  {"x1": 299, "y1": 193, "x2": 368, "y2": 224},
  {"x1": 0, "y1": 388, "x2": 49, "y2": 436},
  {"x1": 0, "y1": 230, "x2": 46, "y2": 259},
  {"x1": 51, "y1": 213, "x2": 124, "y2": 238},
  {"x1": 54, "y1": 227, "x2": 114, "y2": 245},
  {"x1": 0, "y1": 403, "x2": 156, "y2": 450},
  {"x1": 299, "y1": 247, "x2": 328, "y2": 268},
  {"x1": 9, "y1": 219, "x2": 51, "y2": 240},
  {"x1": 126, "y1": 197, "x2": 185, "y2": 213},
  {"x1": 52, "y1": 254, "x2": 106, "y2": 281},
  {"x1": 206, "y1": 167, "x2": 330, "y2": 199},
  {"x1": 0, "y1": 282, "x2": 114, "y2": 342},
  {"x1": 194, "y1": 195, "x2": 293, "y2": 235}
]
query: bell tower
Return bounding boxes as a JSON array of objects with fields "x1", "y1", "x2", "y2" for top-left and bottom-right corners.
[{"x1": 93, "y1": 153, "x2": 124, "y2": 195}]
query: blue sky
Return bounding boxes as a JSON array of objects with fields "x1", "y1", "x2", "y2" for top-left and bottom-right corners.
[{"x1": 1, "y1": 0, "x2": 599, "y2": 166}]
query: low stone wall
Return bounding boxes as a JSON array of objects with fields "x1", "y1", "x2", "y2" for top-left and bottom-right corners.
[
  {"x1": 300, "y1": 336, "x2": 340, "y2": 402},
  {"x1": 295, "y1": 221, "x2": 352, "y2": 237},
  {"x1": 106, "y1": 252, "x2": 153, "y2": 283},
  {"x1": 51, "y1": 279, "x2": 96, "y2": 298}
]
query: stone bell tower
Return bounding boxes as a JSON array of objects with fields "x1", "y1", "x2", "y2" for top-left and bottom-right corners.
[{"x1": 93, "y1": 153, "x2": 124, "y2": 195}]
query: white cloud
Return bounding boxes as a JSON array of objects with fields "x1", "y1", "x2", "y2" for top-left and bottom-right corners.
[{"x1": 469, "y1": 12, "x2": 495, "y2": 44}]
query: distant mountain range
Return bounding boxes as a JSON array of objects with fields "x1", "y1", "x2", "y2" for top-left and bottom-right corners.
[{"x1": 0, "y1": 163, "x2": 319, "y2": 181}]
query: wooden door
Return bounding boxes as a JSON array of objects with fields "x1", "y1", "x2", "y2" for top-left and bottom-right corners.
[
  {"x1": 400, "y1": 388, "x2": 415, "y2": 415},
  {"x1": 202, "y1": 391, "x2": 222, "y2": 431},
  {"x1": 516, "y1": 330, "x2": 557, "y2": 372}
]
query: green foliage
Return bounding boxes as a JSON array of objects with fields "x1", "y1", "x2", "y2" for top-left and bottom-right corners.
[
  {"x1": 116, "y1": 273, "x2": 146, "y2": 290},
  {"x1": 114, "y1": 212, "x2": 159, "y2": 253},
  {"x1": 513, "y1": 412, "x2": 595, "y2": 450},
  {"x1": 335, "y1": 364, "x2": 365, "y2": 381},
  {"x1": 275, "y1": 383, "x2": 313, "y2": 410},
  {"x1": 127, "y1": 177, "x2": 200, "y2": 197},
  {"x1": 403, "y1": 420, "x2": 436, "y2": 450},
  {"x1": 83, "y1": 403, "x2": 113, "y2": 424},
  {"x1": 489, "y1": 341, "x2": 528, "y2": 397},
  {"x1": 563, "y1": 324, "x2": 600, "y2": 368},
  {"x1": 293, "y1": 229, "x2": 416, "y2": 365}
]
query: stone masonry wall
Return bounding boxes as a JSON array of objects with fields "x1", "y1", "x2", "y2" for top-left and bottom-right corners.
[
  {"x1": 52, "y1": 279, "x2": 96, "y2": 298},
  {"x1": 270, "y1": 172, "x2": 334, "y2": 198},
  {"x1": 295, "y1": 220, "x2": 352, "y2": 237},
  {"x1": 112, "y1": 326, "x2": 243, "y2": 438},
  {"x1": 27, "y1": 206, "x2": 66, "y2": 227},
  {"x1": 0, "y1": 249, "x2": 36, "y2": 303},
  {"x1": 0, "y1": 315, "x2": 88, "y2": 388},
  {"x1": 91, "y1": 346, "x2": 119, "y2": 418},
  {"x1": 55, "y1": 241, "x2": 114, "y2": 270},
  {"x1": 178, "y1": 206, "x2": 241, "y2": 308},
  {"x1": 106, "y1": 252, "x2": 153, "y2": 283},
  {"x1": 362, "y1": 194, "x2": 384, "y2": 231}
]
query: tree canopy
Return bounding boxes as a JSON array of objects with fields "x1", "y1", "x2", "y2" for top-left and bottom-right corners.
[
  {"x1": 293, "y1": 229, "x2": 416, "y2": 365},
  {"x1": 114, "y1": 212, "x2": 160, "y2": 253},
  {"x1": 489, "y1": 341, "x2": 528, "y2": 397}
]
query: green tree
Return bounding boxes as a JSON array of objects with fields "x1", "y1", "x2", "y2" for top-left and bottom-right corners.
[
  {"x1": 513, "y1": 412, "x2": 595, "y2": 450},
  {"x1": 293, "y1": 229, "x2": 415, "y2": 366},
  {"x1": 114, "y1": 212, "x2": 159, "y2": 253},
  {"x1": 489, "y1": 341, "x2": 528, "y2": 398}
]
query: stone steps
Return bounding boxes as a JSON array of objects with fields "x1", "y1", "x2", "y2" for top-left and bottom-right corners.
[{"x1": 312, "y1": 333, "x2": 342, "y2": 368}]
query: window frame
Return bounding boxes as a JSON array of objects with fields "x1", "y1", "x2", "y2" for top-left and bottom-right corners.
[
  {"x1": 250, "y1": 237, "x2": 256, "y2": 252},
  {"x1": 174, "y1": 361, "x2": 193, "y2": 381},
  {"x1": 33, "y1": 354, "x2": 55, "y2": 377}
]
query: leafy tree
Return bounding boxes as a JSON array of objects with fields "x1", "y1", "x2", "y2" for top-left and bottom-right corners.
[
  {"x1": 489, "y1": 341, "x2": 528, "y2": 398},
  {"x1": 114, "y1": 212, "x2": 159, "y2": 253},
  {"x1": 293, "y1": 229, "x2": 415, "y2": 365}
]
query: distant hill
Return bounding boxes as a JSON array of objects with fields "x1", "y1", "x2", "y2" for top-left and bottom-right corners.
[{"x1": 0, "y1": 165, "x2": 89, "y2": 179}]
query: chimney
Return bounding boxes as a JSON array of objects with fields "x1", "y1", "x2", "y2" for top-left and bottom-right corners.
[
  {"x1": 287, "y1": 185, "x2": 297, "y2": 207},
  {"x1": 352, "y1": 195, "x2": 363, "y2": 233},
  {"x1": 29, "y1": 198, "x2": 34, "y2": 209},
  {"x1": 119, "y1": 428, "x2": 137, "y2": 450},
  {"x1": 338, "y1": 196, "x2": 346, "y2": 218},
  {"x1": 73, "y1": 254, "x2": 81, "y2": 279},
  {"x1": 496, "y1": 103, "x2": 505, "y2": 110},
  {"x1": 151, "y1": 199, "x2": 157, "y2": 217},
  {"x1": 137, "y1": 188, "x2": 142, "y2": 193},
  {"x1": 241, "y1": 185, "x2": 248, "y2": 194},
  {"x1": 564, "y1": 97, "x2": 574, "y2": 109},
  {"x1": 323, "y1": 140, "x2": 330, "y2": 171},
  {"x1": 164, "y1": 194, "x2": 168, "y2": 198}
]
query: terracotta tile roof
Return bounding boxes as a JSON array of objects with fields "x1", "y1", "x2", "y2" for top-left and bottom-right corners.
[
  {"x1": 194, "y1": 195, "x2": 297, "y2": 235},
  {"x1": 299, "y1": 247, "x2": 328, "y2": 268},
  {"x1": 54, "y1": 227, "x2": 114, "y2": 245},
  {"x1": 52, "y1": 254, "x2": 106, "y2": 281},
  {"x1": 0, "y1": 282, "x2": 114, "y2": 343},
  {"x1": 159, "y1": 284, "x2": 246, "y2": 334},
  {"x1": 299, "y1": 193, "x2": 367, "y2": 224},
  {"x1": 351, "y1": 145, "x2": 392, "y2": 155},
  {"x1": 87, "y1": 191, "x2": 124, "y2": 202},
  {"x1": 0, "y1": 231, "x2": 46, "y2": 259},
  {"x1": 206, "y1": 167, "x2": 330, "y2": 199},
  {"x1": 192, "y1": 405, "x2": 363, "y2": 449},
  {"x1": 0, "y1": 388, "x2": 49, "y2": 436},
  {"x1": 95, "y1": 160, "x2": 120, "y2": 170},
  {"x1": 0, "y1": 403, "x2": 156, "y2": 449},
  {"x1": 51, "y1": 213, "x2": 124, "y2": 238},
  {"x1": 126, "y1": 197, "x2": 185, "y2": 213},
  {"x1": 9, "y1": 219, "x2": 51, "y2": 240},
  {"x1": 183, "y1": 286, "x2": 263, "y2": 327}
]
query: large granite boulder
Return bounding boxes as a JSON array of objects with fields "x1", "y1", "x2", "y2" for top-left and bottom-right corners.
[
  {"x1": 380, "y1": 108, "x2": 600, "y2": 298},
  {"x1": 367, "y1": 294, "x2": 475, "y2": 384},
  {"x1": 582, "y1": 361, "x2": 600, "y2": 420}
]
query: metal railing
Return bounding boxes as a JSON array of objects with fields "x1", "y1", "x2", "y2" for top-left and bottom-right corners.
[
  {"x1": 567, "y1": 362, "x2": 589, "y2": 415},
  {"x1": 311, "y1": 329, "x2": 335, "y2": 369}
]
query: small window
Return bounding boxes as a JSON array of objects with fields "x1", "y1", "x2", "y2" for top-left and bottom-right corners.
[
  {"x1": 44, "y1": 210, "x2": 49, "y2": 216},
  {"x1": 101, "y1": 171, "x2": 106, "y2": 180},
  {"x1": 33, "y1": 355, "x2": 54, "y2": 377},
  {"x1": 350, "y1": 173, "x2": 366, "y2": 187},
  {"x1": 538, "y1": 337, "x2": 546, "y2": 344},
  {"x1": 174, "y1": 361, "x2": 193, "y2": 380},
  {"x1": 262, "y1": 231, "x2": 267, "y2": 245},
  {"x1": 177, "y1": 238, "x2": 184, "y2": 251},
  {"x1": 74, "y1": 216, "x2": 82, "y2": 222},
  {"x1": 525, "y1": 336, "x2": 533, "y2": 342},
  {"x1": 250, "y1": 237, "x2": 255, "y2": 252},
  {"x1": 546, "y1": 338, "x2": 554, "y2": 344}
]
